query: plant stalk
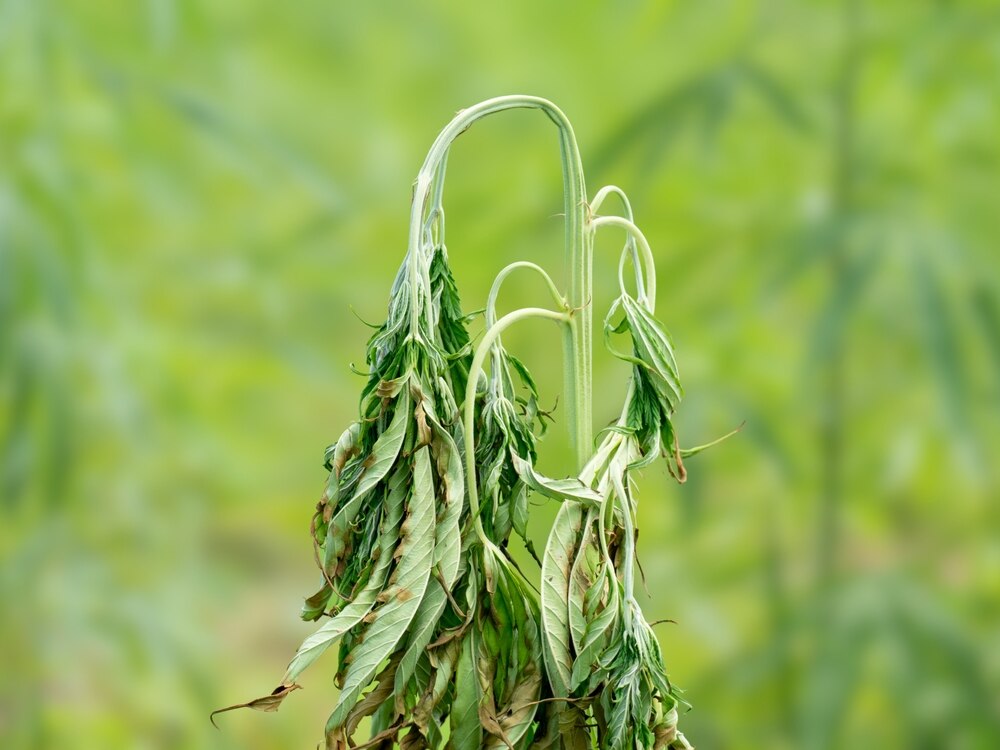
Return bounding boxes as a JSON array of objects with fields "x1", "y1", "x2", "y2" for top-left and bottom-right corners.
[
  {"x1": 462, "y1": 307, "x2": 571, "y2": 545},
  {"x1": 405, "y1": 96, "x2": 592, "y2": 469}
]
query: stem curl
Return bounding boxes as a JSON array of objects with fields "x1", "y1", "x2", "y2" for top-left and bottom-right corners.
[{"x1": 463, "y1": 307, "x2": 570, "y2": 547}]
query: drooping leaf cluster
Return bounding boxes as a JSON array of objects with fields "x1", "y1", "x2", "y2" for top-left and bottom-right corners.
[
  {"x1": 219, "y1": 101, "x2": 706, "y2": 750},
  {"x1": 536, "y1": 285, "x2": 694, "y2": 750},
  {"x1": 267, "y1": 223, "x2": 560, "y2": 748}
]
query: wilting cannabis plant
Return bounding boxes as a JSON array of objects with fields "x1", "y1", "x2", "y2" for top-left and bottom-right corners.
[{"x1": 215, "y1": 96, "x2": 721, "y2": 749}]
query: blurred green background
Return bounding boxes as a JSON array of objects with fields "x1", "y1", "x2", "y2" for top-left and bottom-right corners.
[{"x1": 3, "y1": 1, "x2": 999, "y2": 748}]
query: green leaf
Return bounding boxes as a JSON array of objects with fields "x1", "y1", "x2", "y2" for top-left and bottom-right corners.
[
  {"x1": 511, "y1": 453, "x2": 602, "y2": 508},
  {"x1": 321, "y1": 388, "x2": 411, "y2": 577},
  {"x1": 540, "y1": 503, "x2": 577, "y2": 693},
  {"x1": 489, "y1": 565, "x2": 544, "y2": 749},
  {"x1": 283, "y1": 466, "x2": 407, "y2": 683},
  {"x1": 355, "y1": 386, "x2": 412, "y2": 500},
  {"x1": 567, "y1": 511, "x2": 595, "y2": 657},
  {"x1": 450, "y1": 631, "x2": 484, "y2": 750},
  {"x1": 569, "y1": 560, "x2": 618, "y2": 693},
  {"x1": 431, "y1": 423, "x2": 464, "y2": 589},
  {"x1": 620, "y1": 294, "x2": 682, "y2": 410},
  {"x1": 325, "y1": 444, "x2": 437, "y2": 731},
  {"x1": 393, "y1": 577, "x2": 446, "y2": 703}
]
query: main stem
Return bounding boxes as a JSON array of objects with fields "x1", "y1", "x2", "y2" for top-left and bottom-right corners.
[{"x1": 405, "y1": 96, "x2": 592, "y2": 469}]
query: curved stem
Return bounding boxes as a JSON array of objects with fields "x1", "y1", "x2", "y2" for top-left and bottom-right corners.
[
  {"x1": 591, "y1": 215, "x2": 657, "y2": 311},
  {"x1": 485, "y1": 262, "x2": 568, "y2": 401},
  {"x1": 405, "y1": 95, "x2": 592, "y2": 468},
  {"x1": 590, "y1": 185, "x2": 644, "y2": 298},
  {"x1": 486, "y1": 261, "x2": 567, "y2": 328},
  {"x1": 589, "y1": 185, "x2": 634, "y2": 220},
  {"x1": 423, "y1": 151, "x2": 449, "y2": 251},
  {"x1": 463, "y1": 307, "x2": 571, "y2": 545}
]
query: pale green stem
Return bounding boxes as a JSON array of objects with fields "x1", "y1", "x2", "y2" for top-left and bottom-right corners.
[
  {"x1": 423, "y1": 152, "x2": 449, "y2": 251},
  {"x1": 485, "y1": 262, "x2": 568, "y2": 399},
  {"x1": 405, "y1": 95, "x2": 591, "y2": 468},
  {"x1": 590, "y1": 215, "x2": 657, "y2": 310},
  {"x1": 590, "y1": 185, "x2": 644, "y2": 297},
  {"x1": 463, "y1": 307, "x2": 571, "y2": 545},
  {"x1": 485, "y1": 261, "x2": 567, "y2": 328},
  {"x1": 589, "y1": 185, "x2": 634, "y2": 219},
  {"x1": 580, "y1": 430, "x2": 623, "y2": 486}
]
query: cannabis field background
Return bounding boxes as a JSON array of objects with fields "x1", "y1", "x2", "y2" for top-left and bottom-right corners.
[{"x1": 3, "y1": 1, "x2": 998, "y2": 748}]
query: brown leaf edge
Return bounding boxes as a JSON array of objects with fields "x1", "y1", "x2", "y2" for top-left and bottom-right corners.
[{"x1": 210, "y1": 683, "x2": 302, "y2": 729}]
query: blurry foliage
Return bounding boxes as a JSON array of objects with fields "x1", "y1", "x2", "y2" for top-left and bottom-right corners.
[{"x1": 2, "y1": 0, "x2": 999, "y2": 748}]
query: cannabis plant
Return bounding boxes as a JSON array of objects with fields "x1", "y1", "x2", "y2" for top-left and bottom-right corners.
[{"x1": 215, "y1": 96, "x2": 717, "y2": 749}]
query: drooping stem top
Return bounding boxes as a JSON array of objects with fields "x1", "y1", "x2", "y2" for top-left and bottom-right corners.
[{"x1": 404, "y1": 95, "x2": 593, "y2": 469}]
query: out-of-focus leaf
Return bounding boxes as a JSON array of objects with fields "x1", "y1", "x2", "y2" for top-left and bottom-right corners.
[
  {"x1": 913, "y1": 252, "x2": 970, "y2": 427},
  {"x1": 738, "y1": 59, "x2": 813, "y2": 133},
  {"x1": 971, "y1": 284, "x2": 1000, "y2": 381},
  {"x1": 805, "y1": 245, "x2": 881, "y2": 371}
]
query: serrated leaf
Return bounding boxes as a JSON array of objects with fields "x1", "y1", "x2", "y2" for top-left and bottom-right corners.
[
  {"x1": 356, "y1": 387, "x2": 412, "y2": 499},
  {"x1": 393, "y1": 577, "x2": 446, "y2": 704},
  {"x1": 541, "y1": 506, "x2": 596, "y2": 750},
  {"x1": 322, "y1": 389, "x2": 411, "y2": 576},
  {"x1": 450, "y1": 631, "x2": 483, "y2": 750},
  {"x1": 325, "y1": 444, "x2": 437, "y2": 732},
  {"x1": 283, "y1": 466, "x2": 408, "y2": 683},
  {"x1": 431, "y1": 423, "x2": 464, "y2": 589}
]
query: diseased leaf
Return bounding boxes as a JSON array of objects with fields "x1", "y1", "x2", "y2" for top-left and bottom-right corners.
[
  {"x1": 321, "y1": 388, "x2": 411, "y2": 580},
  {"x1": 540, "y1": 502, "x2": 580, "y2": 696},
  {"x1": 324, "y1": 421, "x2": 361, "y2": 474},
  {"x1": 430, "y1": 423, "x2": 464, "y2": 590},
  {"x1": 450, "y1": 630, "x2": 484, "y2": 750},
  {"x1": 355, "y1": 386, "x2": 412, "y2": 501},
  {"x1": 210, "y1": 684, "x2": 302, "y2": 728},
  {"x1": 393, "y1": 577, "x2": 446, "y2": 704},
  {"x1": 511, "y1": 453, "x2": 602, "y2": 508},
  {"x1": 284, "y1": 466, "x2": 408, "y2": 683},
  {"x1": 342, "y1": 655, "x2": 401, "y2": 740},
  {"x1": 325, "y1": 444, "x2": 437, "y2": 732},
  {"x1": 569, "y1": 570, "x2": 618, "y2": 693}
]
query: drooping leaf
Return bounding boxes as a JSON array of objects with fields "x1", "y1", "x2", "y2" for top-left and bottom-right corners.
[
  {"x1": 450, "y1": 630, "x2": 484, "y2": 750},
  {"x1": 325, "y1": 445, "x2": 437, "y2": 732},
  {"x1": 209, "y1": 684, "x2": 302, "y2": 728},
  {"x1": 283, "y1": 465, "x2": 408, "y2": 683},
  {"x1": 511, "y1": 453, "x2": 602, "y2": 508}
]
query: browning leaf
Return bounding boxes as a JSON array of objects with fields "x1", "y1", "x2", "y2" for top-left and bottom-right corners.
[{"x1": 210, "y1": 683, "x2": 301, "y2": 728}]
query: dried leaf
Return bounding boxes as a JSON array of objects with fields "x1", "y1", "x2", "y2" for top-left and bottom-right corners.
[{"x1": 210, "y1": 684, "x2": 301, "y2": 728}]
